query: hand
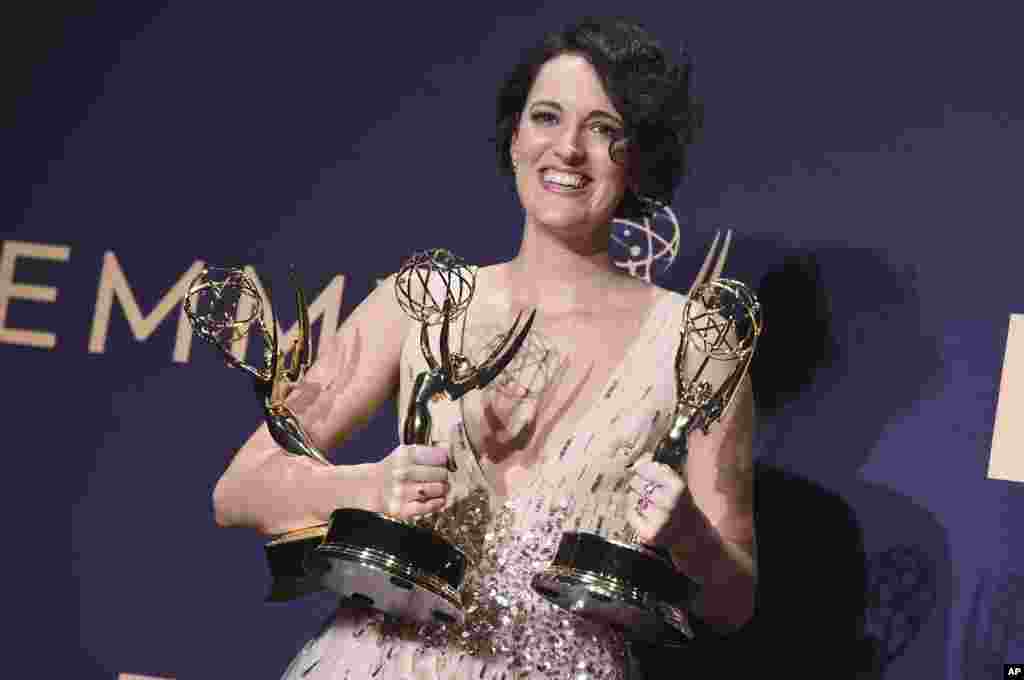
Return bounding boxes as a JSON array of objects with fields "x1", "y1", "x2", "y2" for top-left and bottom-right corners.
[
  {"x1": 626, "y1": 460, "x2": 702, "y2": 549},
  {"x1": 372, "y1": 444, "x2": 451, "y2": 519}
]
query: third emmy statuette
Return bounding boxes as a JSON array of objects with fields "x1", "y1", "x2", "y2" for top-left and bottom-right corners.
[{"x1": 532, "y1": 277, "x2": 762, "y2": 644}]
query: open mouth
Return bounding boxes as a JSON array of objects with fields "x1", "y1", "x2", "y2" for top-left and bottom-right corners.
[{"x1": 541, "y1": 169, "x2": 591, "y2": 191}]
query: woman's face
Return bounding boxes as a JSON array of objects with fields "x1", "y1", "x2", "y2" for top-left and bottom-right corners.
[{"x1": 512, "y1": 53, "x2": 629, "y2": 243}]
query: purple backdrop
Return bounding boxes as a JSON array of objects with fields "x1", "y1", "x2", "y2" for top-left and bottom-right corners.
[{"x1": 5, "y1": 2, "x2": 1023, "y2": 678}]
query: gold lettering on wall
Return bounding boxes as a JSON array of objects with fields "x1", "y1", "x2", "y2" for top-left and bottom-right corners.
[
  {"x1": 0, "y1": 240, "x2": 72, "y2": 349},
  {"x1": 88, "y1": 252, "x2": 206, "y2": 362},
  {"x1": 229, "y1": 267, "x2": 346, "y2": 361},
  {"x1": 989, "y1": 313, "x2": 1023, "y2": 484}
]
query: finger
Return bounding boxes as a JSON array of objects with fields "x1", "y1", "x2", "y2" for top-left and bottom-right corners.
[
  {"x1": 629, "y1": 476, "x2": 680, "y2": 511},
  {"x1": 402, "y1": 496, "x2": 446, "y2": 518},
  {"x1": 627, "y1": 486, "x2": 670, "y2": 527},
  {"x1": 398, "y1": 480, "x2": 449, "y2": 503},
  {"x1": 628, "y1": 475, "x2": 685, "y2": 501},
  {"x1": 633, "y1": 461, "x2": 679, "y2": 484},
  {"x1": 625, "y1": 447, "x2": 653, "y2": 470},
  {"x1": 625, "y1": 504, "x2": 655, "y2": 544},
  {"x1": 627, "y1": 488, "x2": 656, "y2": 521},
  {"x1": 390, "y1": 481, "x2": 448, "y2": 516},
  {"x1": 394, "y1": 463, "x2": 450, "y2": 484},
  {"x1": 627, "y1": 506, "x2": 670, "y2": 546},
  {"x1": 410, "y1": 445, "x2": 450, "y2": 467},
  {"x1": 628, "y1": 476, "x2": 661, "y2": 500},
  {"x1": 629, "y1": 461, "x2": 660, "y2": 483}
]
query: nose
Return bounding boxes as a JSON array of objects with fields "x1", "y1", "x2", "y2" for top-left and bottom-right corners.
[{"x1": 553, "y1": 128, "x2": 585, "y2": 165}]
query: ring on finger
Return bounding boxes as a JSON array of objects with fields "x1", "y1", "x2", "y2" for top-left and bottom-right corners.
[{"x1": 636, "y1": 481, "x2": 660, "y2": 513}]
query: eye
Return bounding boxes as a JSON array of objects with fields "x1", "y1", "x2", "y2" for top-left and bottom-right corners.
[
  {"x1": 589, "y1": 121, "x2": 623, "y2": 139},
  {"x1": 530, "y1": 110, "x2": 559, "y2": 126}
]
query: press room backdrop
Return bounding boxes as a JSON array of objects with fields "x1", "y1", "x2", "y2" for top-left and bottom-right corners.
[{"x1": 5, "y1": 3, "x2": 1022, "y2": 679}]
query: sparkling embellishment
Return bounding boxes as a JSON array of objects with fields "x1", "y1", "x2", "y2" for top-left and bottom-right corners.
[
  {"x1": 582, "y1": 432, "x2": 595, "y2": 453},
  {"x1": 604, "y1": 380, "x2": 620, "y2": 399},
  {"x1": 360, "y1": 491, "x2": 624, "y2": 678}
]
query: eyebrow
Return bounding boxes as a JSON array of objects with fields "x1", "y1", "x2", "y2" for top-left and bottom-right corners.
[{"x1": 529, "y1": 100, "x2": 623, "y2": 126}]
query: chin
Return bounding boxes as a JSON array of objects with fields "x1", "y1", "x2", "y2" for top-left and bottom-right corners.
[
  {"x1": 532, "y1": 201, "x2": 606, "y2": 231},
  {"x1": 535, "y1": 209, "x2": 588, "y2": 231}
]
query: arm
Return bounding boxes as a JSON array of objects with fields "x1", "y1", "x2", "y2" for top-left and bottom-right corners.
[
  {"x1": 673, "y1": 376, "x2": 757, "y2": 632},
  {"x1": 629, "y1": 376, "x2": 757, "y2": 633},
  {"x1": 212, "y1": 274, "x2": 410, "y2": 536}
]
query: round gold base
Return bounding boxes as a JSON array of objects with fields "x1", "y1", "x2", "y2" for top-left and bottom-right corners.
[
  {"x1": 314, "y1": 508, "x2": 467, "y2": 625},
  {"x1": 530, "y1": 531, "x2": 698, "y2": 645}
]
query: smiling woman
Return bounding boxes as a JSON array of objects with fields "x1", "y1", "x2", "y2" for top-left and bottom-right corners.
[
  {"x1": 211, "y1": 16, "x2": 750, "y2": 680},
  {"x1": 495, "y1": 18, "x2": 702, "y2": 224},
  {"x1": 510, "y1": 54, "x2": 631, "y2": 251}
]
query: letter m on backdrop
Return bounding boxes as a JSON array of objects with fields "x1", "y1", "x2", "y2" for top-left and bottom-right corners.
[{"x1": 88, "y1": 253, "x2": 345, "y2": 363}]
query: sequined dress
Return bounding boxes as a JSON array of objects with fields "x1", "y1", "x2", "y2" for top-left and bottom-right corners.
[{"x1": 282, "y1": 288, "x2": 687, "y2": 680}]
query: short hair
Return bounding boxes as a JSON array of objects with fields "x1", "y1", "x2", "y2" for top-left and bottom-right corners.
[{"x1": 495, "y1": 16, "x2": 702, "y2": 220}]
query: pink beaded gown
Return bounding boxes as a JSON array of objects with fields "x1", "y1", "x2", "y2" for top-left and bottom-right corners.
[{"x1": 281, "y1": 288, "x2": 687, "y2": 680}]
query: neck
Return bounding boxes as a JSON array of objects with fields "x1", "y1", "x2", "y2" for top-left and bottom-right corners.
[{"x1": 505, "y1": 218, "x2": 626, "y2": 315}]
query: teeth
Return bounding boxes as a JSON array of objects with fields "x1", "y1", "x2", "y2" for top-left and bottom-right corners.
[{"x1": 543, "y1": 171, "x2": 587, "y2": 188}]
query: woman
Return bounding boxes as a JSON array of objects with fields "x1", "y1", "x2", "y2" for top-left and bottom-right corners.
[{"x1": 213, "y1": 17, "x2": 756, "y2": 679}]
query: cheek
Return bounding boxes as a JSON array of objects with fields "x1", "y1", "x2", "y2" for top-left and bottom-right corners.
[
  {"x1": 595, "y1": 172, "x2": 628, "y2": 206},
  {"x1": 513, "y1": 123, "x2": 547, "y2": 159}
]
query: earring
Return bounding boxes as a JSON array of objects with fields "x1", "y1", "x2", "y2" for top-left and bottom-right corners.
[{"x1": 511, "y1": 156, "x2": 519, "y2": 172}]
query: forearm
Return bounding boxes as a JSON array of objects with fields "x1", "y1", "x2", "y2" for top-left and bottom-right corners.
[
  {"x1": 212, "y1": 426, "x2": 379, "y2": 536},
  {"x1": 669, "y1": 508, "x2": 757, "y2": 632}
]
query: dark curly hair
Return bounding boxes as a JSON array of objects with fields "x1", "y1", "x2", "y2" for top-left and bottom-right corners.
[{"x1": 495, "y1": 17, "x2": 702, "y2": 220}]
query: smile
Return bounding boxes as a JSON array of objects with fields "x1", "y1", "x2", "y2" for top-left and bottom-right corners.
[{"x1": 541, "y1": 170, "x2": 590, "y2": 191}]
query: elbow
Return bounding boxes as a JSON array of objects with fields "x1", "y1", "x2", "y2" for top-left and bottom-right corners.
[
  {"x1": 709, "y1": 604, "x2": 755, "y2": 636},
  {"x1": 730, "y1": 574, "x2": 757, "y2": 629},
  {"x1": 211, "y1": 477, "x2": 238, "y2": 528},
  {"x1": 696, "y1": 574, "x2": 757, "y2": 634},
  {"x1": 727, "y1": 590, "x2": 757, "y2": 631}
]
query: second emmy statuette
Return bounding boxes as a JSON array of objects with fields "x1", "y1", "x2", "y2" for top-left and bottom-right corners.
[
  {"x1": 531, "y1": 277, "x2": 762, "y2": 644},
  {"x1": 313, "y1": 249, "x2": 536, "y2": 625},
  {"x1": 185, "y1": 265, "x2": 332, "y2": 602}
]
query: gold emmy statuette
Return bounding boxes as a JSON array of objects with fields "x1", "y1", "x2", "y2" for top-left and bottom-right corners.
[
  {"x1": 531, "y1": 272, "x2": 762, "y2": 645},
  {"x1": 185, "y1": 265, "x2": 332, "y2": 602},
  {"x1": 313, "y1": 249, "x2": 536, "y2": 625}
]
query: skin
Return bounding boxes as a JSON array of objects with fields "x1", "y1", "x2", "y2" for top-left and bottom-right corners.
[
  {"x1": 511, "y1": 53, "x2": 630, "y2": 259},
  {"x1": 505, "y1": 55, "x2": 756, "y2": 632},
  {"x1": 626, "y1": 377, "x2": 758, "y2": 632},
  {"x1": 212, "y1": 51, "x2": 756, "y2": 632}
]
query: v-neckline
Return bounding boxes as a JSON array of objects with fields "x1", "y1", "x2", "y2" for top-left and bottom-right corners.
[{"x1": 458, "y1": 283, "x2": 672, "y2": 502}]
